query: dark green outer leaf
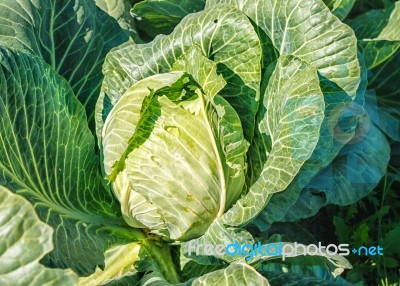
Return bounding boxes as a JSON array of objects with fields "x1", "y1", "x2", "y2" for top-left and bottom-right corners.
[
  {"x1": 0, "y1": 187, "x2": 78, "y2": 286},
  {"x1": 365, "y1": 91, "x2": 400, "y2": 142},
  {"x1": 359, "y1": 40, "x2": 400, "y2": 69},
  {"x1": 132, "y1": 0, "x2": 206, "y2": 38},
  {"x1": 0, "y1": 0, "x2": 128, "y2": 128},
  {"x1": 350, "y1": 1, "x2": 400, "y2": 69},
  {"x1": 368, "y1": 49, "x2": 400, "y2": 141},
  {"x1": 96, "y1": 0, "x2": 140, "y2": 40},
  {"x1": 0, "y1": 48, "x2": 139, "y2": 275},
  {"x1": 355, "y1": 2, "x2": 400, "y2": 142},
  {"x1": 284, "y1": 121, "x2": 390, "y2": 221},
  {"x1": 368, "y1": 46, "x2": 399, "y2": 98},
  {"x1": 346, "y1": 0, "x2": 392, "y2": 18},
  {"x1": 261, "y1": 271, "x2": 349, "y2": 286},
  {"x1": 322, "y1": 0, "x2": 356, "y2": 20},
  {"x1": 346, "y1": 6, "x2": 392, "y2": 39},
  {"x1": 347, "y1": 1, "x2": 399, "y2": 41},
  {"x1": 180, "y1": 259, "x2": 223, "y2": 282}
]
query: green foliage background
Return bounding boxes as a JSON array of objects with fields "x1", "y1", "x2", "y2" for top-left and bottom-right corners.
[{"x1": 0, "y1": 0, "x2": 398, "y2": 285}]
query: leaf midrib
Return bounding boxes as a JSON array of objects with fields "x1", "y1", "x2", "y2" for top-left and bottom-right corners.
[
  {"x1": 199, "y1": 95, "x2": 226, "y2": 217},
  {"x1": 0, "y1": 161, "x2": 126, "y2": 226}
]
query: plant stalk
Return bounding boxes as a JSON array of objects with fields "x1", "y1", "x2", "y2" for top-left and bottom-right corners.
[{"x1": 142, "y1": 239, "x2": 181, "y2": 284}]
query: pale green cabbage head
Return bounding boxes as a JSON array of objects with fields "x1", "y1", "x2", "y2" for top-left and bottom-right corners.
[{"x1": 102, "y1": 55, "x2": 249, "y2": 240}]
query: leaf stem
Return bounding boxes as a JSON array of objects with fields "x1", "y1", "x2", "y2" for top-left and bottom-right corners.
[
  {"x1": 142, "y1": 239, "x2": 181, "y2": 284},
  {"x1": 102, "y1": 225, "x2": 147, "y2": 241}
]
